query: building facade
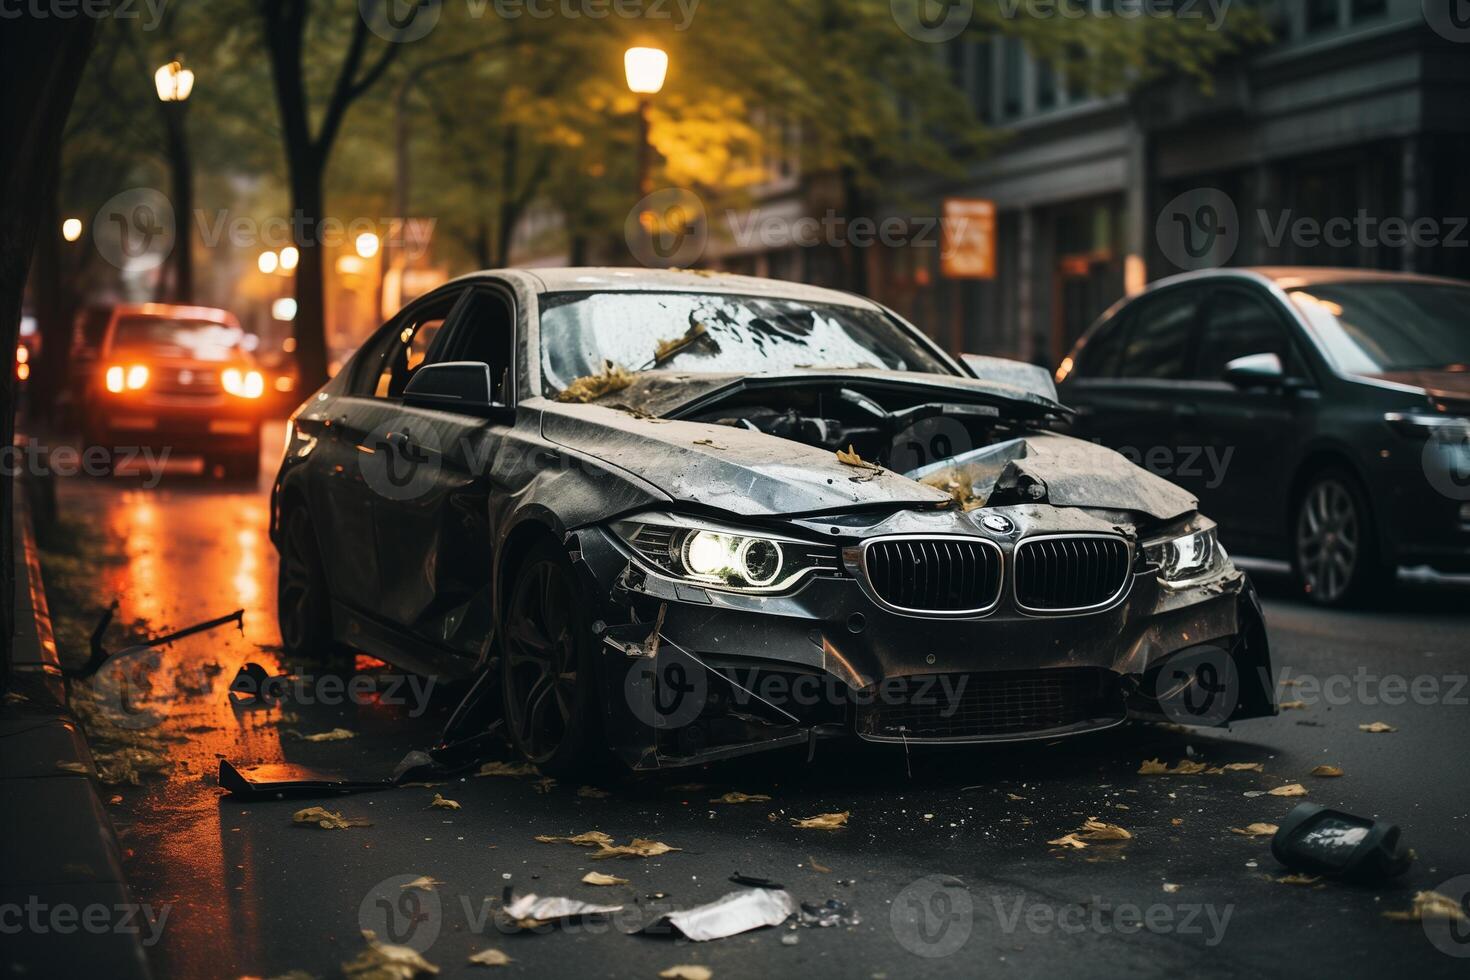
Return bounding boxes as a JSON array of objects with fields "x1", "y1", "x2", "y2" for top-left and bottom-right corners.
[{"x1": 708, "y1": 0, "x2": 1470, "y2": 369}]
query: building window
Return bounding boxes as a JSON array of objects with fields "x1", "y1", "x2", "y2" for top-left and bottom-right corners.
[
  {"x1": 1001, "y1": 37, "x2": 1024, "y2": 120},
  {"x1": 971, "y1": 39, "x2": 992, "y2": 123},
  {"x1": 1306, "y1": 0, "x2": 1340, "y2": 32},
  {"x1": 1036, "y1": 61, "x2": 1057, "y2": 111}
]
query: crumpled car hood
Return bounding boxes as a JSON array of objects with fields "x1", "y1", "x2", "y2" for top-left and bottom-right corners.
[{"x1": 540, "y1": 403, "x2": 1197, "y2": 522}]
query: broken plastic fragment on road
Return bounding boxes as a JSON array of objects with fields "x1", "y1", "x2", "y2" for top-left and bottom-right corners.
[{"x1": 633, "y1": 888, "x2": 797, "y2": 941}]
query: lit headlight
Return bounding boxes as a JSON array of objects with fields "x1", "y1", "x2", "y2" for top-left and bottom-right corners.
[
  {"x1": 1144, "y1": 525, "x2": 1227, "y2": 587},
  {"x1": 612, "y1": 516, "x2": 833, "y2": 594}
]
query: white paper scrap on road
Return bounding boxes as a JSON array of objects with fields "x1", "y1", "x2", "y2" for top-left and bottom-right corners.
[
  {"x1": 503, "y1": 893, "x2": 623, "y2": 922},
  {"x1": 646, "y1": 888, "x2": 797, "y2": 941}
]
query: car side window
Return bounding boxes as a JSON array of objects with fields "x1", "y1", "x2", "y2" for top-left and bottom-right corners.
[
  {"x1": 349, "y1": 295, "x2": 460, "y2": 400},
  {"x1": 1116, "y1": 291, "x2": 1199, "y2": 380},
  {"x1": 434, "y1": 289, "x2": 515, "y2": 405},
  {"x1": 1077, "y1": 310, "x2": 1129, "y2": 379},
  {"x1": 1193, "y1": 289, "x2": 1300, "y2": 380}
]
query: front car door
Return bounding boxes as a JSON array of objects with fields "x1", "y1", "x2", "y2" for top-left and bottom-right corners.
[
  {"x1": 1172, "y1": 283, "x2": 1318, "y2": 554},
  {"x1": 311, "y1": 290, "x2": 461, "y2": 612},
  {"x1": 370, "y1": 283, "x2": 520, "y2": 656}
]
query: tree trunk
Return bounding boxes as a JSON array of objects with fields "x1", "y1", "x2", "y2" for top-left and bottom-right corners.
[
  {"x1": 840, "y1": 163, "x2": 870, "y2": 296},
  {"x1": 291, "y1": 165, "x2": 329, "y2": 390},
  {"x1": 0, "y1": 13, "x2": 95, "y2": 684}
]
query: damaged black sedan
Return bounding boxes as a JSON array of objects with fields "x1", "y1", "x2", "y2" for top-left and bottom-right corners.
[{"x1": 272, "y1": 269, "x2": 1275, "y2": 773}]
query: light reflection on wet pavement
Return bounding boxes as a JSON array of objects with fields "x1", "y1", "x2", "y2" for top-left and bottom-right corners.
[{"x1": 45, "y1": 421, "x2": 1470, "y2": 979}]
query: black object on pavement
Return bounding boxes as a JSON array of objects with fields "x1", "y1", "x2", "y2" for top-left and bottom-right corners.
[{"x1": 1270, "y1": 803, "x2": 1413, "y2": 883}]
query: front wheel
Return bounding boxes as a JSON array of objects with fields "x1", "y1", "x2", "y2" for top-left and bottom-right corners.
[
  {"x1": 1292, "y1": 469, "x2": 1388, "y2": 606},
  {"x1": 499, "y1": 538, "x2": 601, "y2": 775}
]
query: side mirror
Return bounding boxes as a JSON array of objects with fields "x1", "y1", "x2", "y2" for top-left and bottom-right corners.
[
  {"x1": 403, "y1": 361, "x2": 513, "y2": 422},
  {"x1": 1223, "y1": 352, "x2": 1284, "y2": 388}
]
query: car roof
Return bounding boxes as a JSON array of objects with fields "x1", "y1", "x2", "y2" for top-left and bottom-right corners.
[
  {"x1": 459, "y1": 267, "x2": 879, "y2": 310},
  {"x1": 108, "y1": 303, "x2": 241, "y2": 327},
  {"x1": 1148, "y1": 266, "x2": 1469, "y2": 292}
]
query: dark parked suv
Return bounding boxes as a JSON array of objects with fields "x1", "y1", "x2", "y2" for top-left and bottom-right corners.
[{"x1": 1058, "y1": 268, "x2": 1470, "y2": 606}]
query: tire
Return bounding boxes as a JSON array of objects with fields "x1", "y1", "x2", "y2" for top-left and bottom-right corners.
[
  {"x1": 499, "y1": 538, "x2": 602, "y2": 775},
  {"x1": 1291, "y1": 468, "x2": 1390, "y2": 607},
  {"x1": 277, "y1": 505, "x2": 336, "y2": 660}
]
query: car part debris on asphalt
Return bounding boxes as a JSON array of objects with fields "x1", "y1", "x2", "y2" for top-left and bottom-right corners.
[
  {"x1": 1270, "y1": 803, "x2": 1413, "y2": 883},
  {"x1": 500, "y1": 892, "x2": 623, "y2": 930}
]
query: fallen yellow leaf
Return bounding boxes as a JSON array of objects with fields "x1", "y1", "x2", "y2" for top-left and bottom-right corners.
[
  {"x1": 1359, "y1": 722, "x2": 1397, "y2": 733},
  {"x1": 1277, "y1": 874, "x2": 1321, "y2": 886},
  {"x1": 1384, "y1": 891, "x2": 1469, "y2": 923},
  {"x1": 791, "y1": 812, "x2": 849, "y2": 830},
  {"x1": 1221, "y1": 763, "x2": 1264, "y2": 772},
  {"x1": 578, "y1": 786, "x2": 610, "y2": 799},
  {"x1": 1279, "y1": 700, "x2": 1307, "y2": 710},
  {"x1": 1268, "y1": 784, "x2": 1308, "y2": 797},
  {"x1": 1138, "y1": 758, "x2": 1207, "y2": 775},
  {"x1": 468, "y1": 947, "x2": 511, "y2": 967},
  {"x1": 476, "y1": 760, "x2": 539, "y2": 777},
  {"x1": 1310, "y1": 765, "x2": 1344, "y2": 778},
  {"x1": 582, "y1": 871, "x2": 629, "y2": 886},
  {"x1": 343, "y1": 930, "x2": 438, "y2": 979},
  {"x1": 710, "y1": 792, "x2": 772, "y2": 804},
  {"x1": 429, "y1": 794, "x2": 461, "y2": 810},
  {"x1": 401, "y1": 876, "x2": 444, "y2": 891},
  {"x1": 1078, "y1": 818, "x2": 1132, "y2": 841},
  {"x1": 287, "y1": 727, "x2": 356, "y2": 742},
  {"x1": 293, "y1": 807, "x2": 371, "y2": 830},
  {"x1": 535, "y1": 831, "x2": 615, "y2": 847},
  {"x1": 55, "y1": 761, "x2": 89, "y2": 774},
  {"x1": 589, "y1": 838, "x2": 680, "y2": 860},
  {"x1": 659, "y1": 967, "x2": 711, "y2": 980},
  {"x1": 1229, "y1": 823, "x2": 1279, "y2": 837},
  {"x1": 1048, "y1": 833, "x2": 1088, "y2": 849}
]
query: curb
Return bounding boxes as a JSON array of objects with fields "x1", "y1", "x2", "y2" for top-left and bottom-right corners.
[{"x1": 0, "y1": 465, "x2": 153, "y2": 980}]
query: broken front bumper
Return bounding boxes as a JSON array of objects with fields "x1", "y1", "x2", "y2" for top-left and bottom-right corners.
[{"x1": 571, "y1": 518, "x2": 1275, "y2": 771}]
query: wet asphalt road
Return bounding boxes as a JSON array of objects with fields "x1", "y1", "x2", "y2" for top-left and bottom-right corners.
[{"x1": 45, "y1": 422, "x2": 1470, "y2": 979}]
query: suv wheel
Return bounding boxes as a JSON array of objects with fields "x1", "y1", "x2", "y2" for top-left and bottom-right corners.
[{"x1": 1292, "y1": 469, "x2": 1387, "y2": 606}]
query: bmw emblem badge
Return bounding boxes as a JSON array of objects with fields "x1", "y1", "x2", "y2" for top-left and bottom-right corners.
[{"x1": 981, "y1": 514, "x2": 1014, "y2": 534}]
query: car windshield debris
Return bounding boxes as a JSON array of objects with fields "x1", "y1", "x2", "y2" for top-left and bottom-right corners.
[{"x1": 540, "y1": 290, "x2": 953, "y2": 396}]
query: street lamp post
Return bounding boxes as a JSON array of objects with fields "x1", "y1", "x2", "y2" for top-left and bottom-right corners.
[
  {"x1": 154, "y1": 59, "x2": 195, "y2": 304},
  {"x1": 624, "y1": 46, "x2": 669, "y2": 201}
]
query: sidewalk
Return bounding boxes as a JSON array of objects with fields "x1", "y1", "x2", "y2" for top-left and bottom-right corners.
[{"x1": 0, "y1": 468, "x2": 151, "y2": 979}]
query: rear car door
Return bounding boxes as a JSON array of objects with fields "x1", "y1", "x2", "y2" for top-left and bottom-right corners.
[
  {"x1": 1063, "y1": 287, "x2": 1204, "y2": 482},
  {"x1": 370, "y1": 284, "x2": 519, "y2": 654},
  {"x1": 1172, "y1": 284, "x2": 1316, "y2": 551},
  {"x1": 310, "y1": 293, "x2": 458, "y2": 606}
]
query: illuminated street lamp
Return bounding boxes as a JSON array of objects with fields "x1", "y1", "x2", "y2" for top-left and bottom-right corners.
[
  {"x1": 61, "y1": 218, "x2": 83, "y2": 243},
  {"x1": 257, "y1": 250, "x2": 279, "y2": 275},
  {"x1": 624, "y1": 46, "x2": 668, "y2": 199},
  {"x1": 279, "y1": 245, "x2": 300, "y2": 271},
  {"x1": 355, "y1": 232, "x2": 381, "y2": 259},
  {"x1": 154, "y1": 58, "x2": 195, "y2": 303}
]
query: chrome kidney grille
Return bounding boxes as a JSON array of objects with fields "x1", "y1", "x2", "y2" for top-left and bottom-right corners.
[
  {"x1": 861, "y1": 537, "x2": 1003, "y2": 613},
  {"x1": 1013, "y1": 535, "x2": 1131, "y2": 612}
]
